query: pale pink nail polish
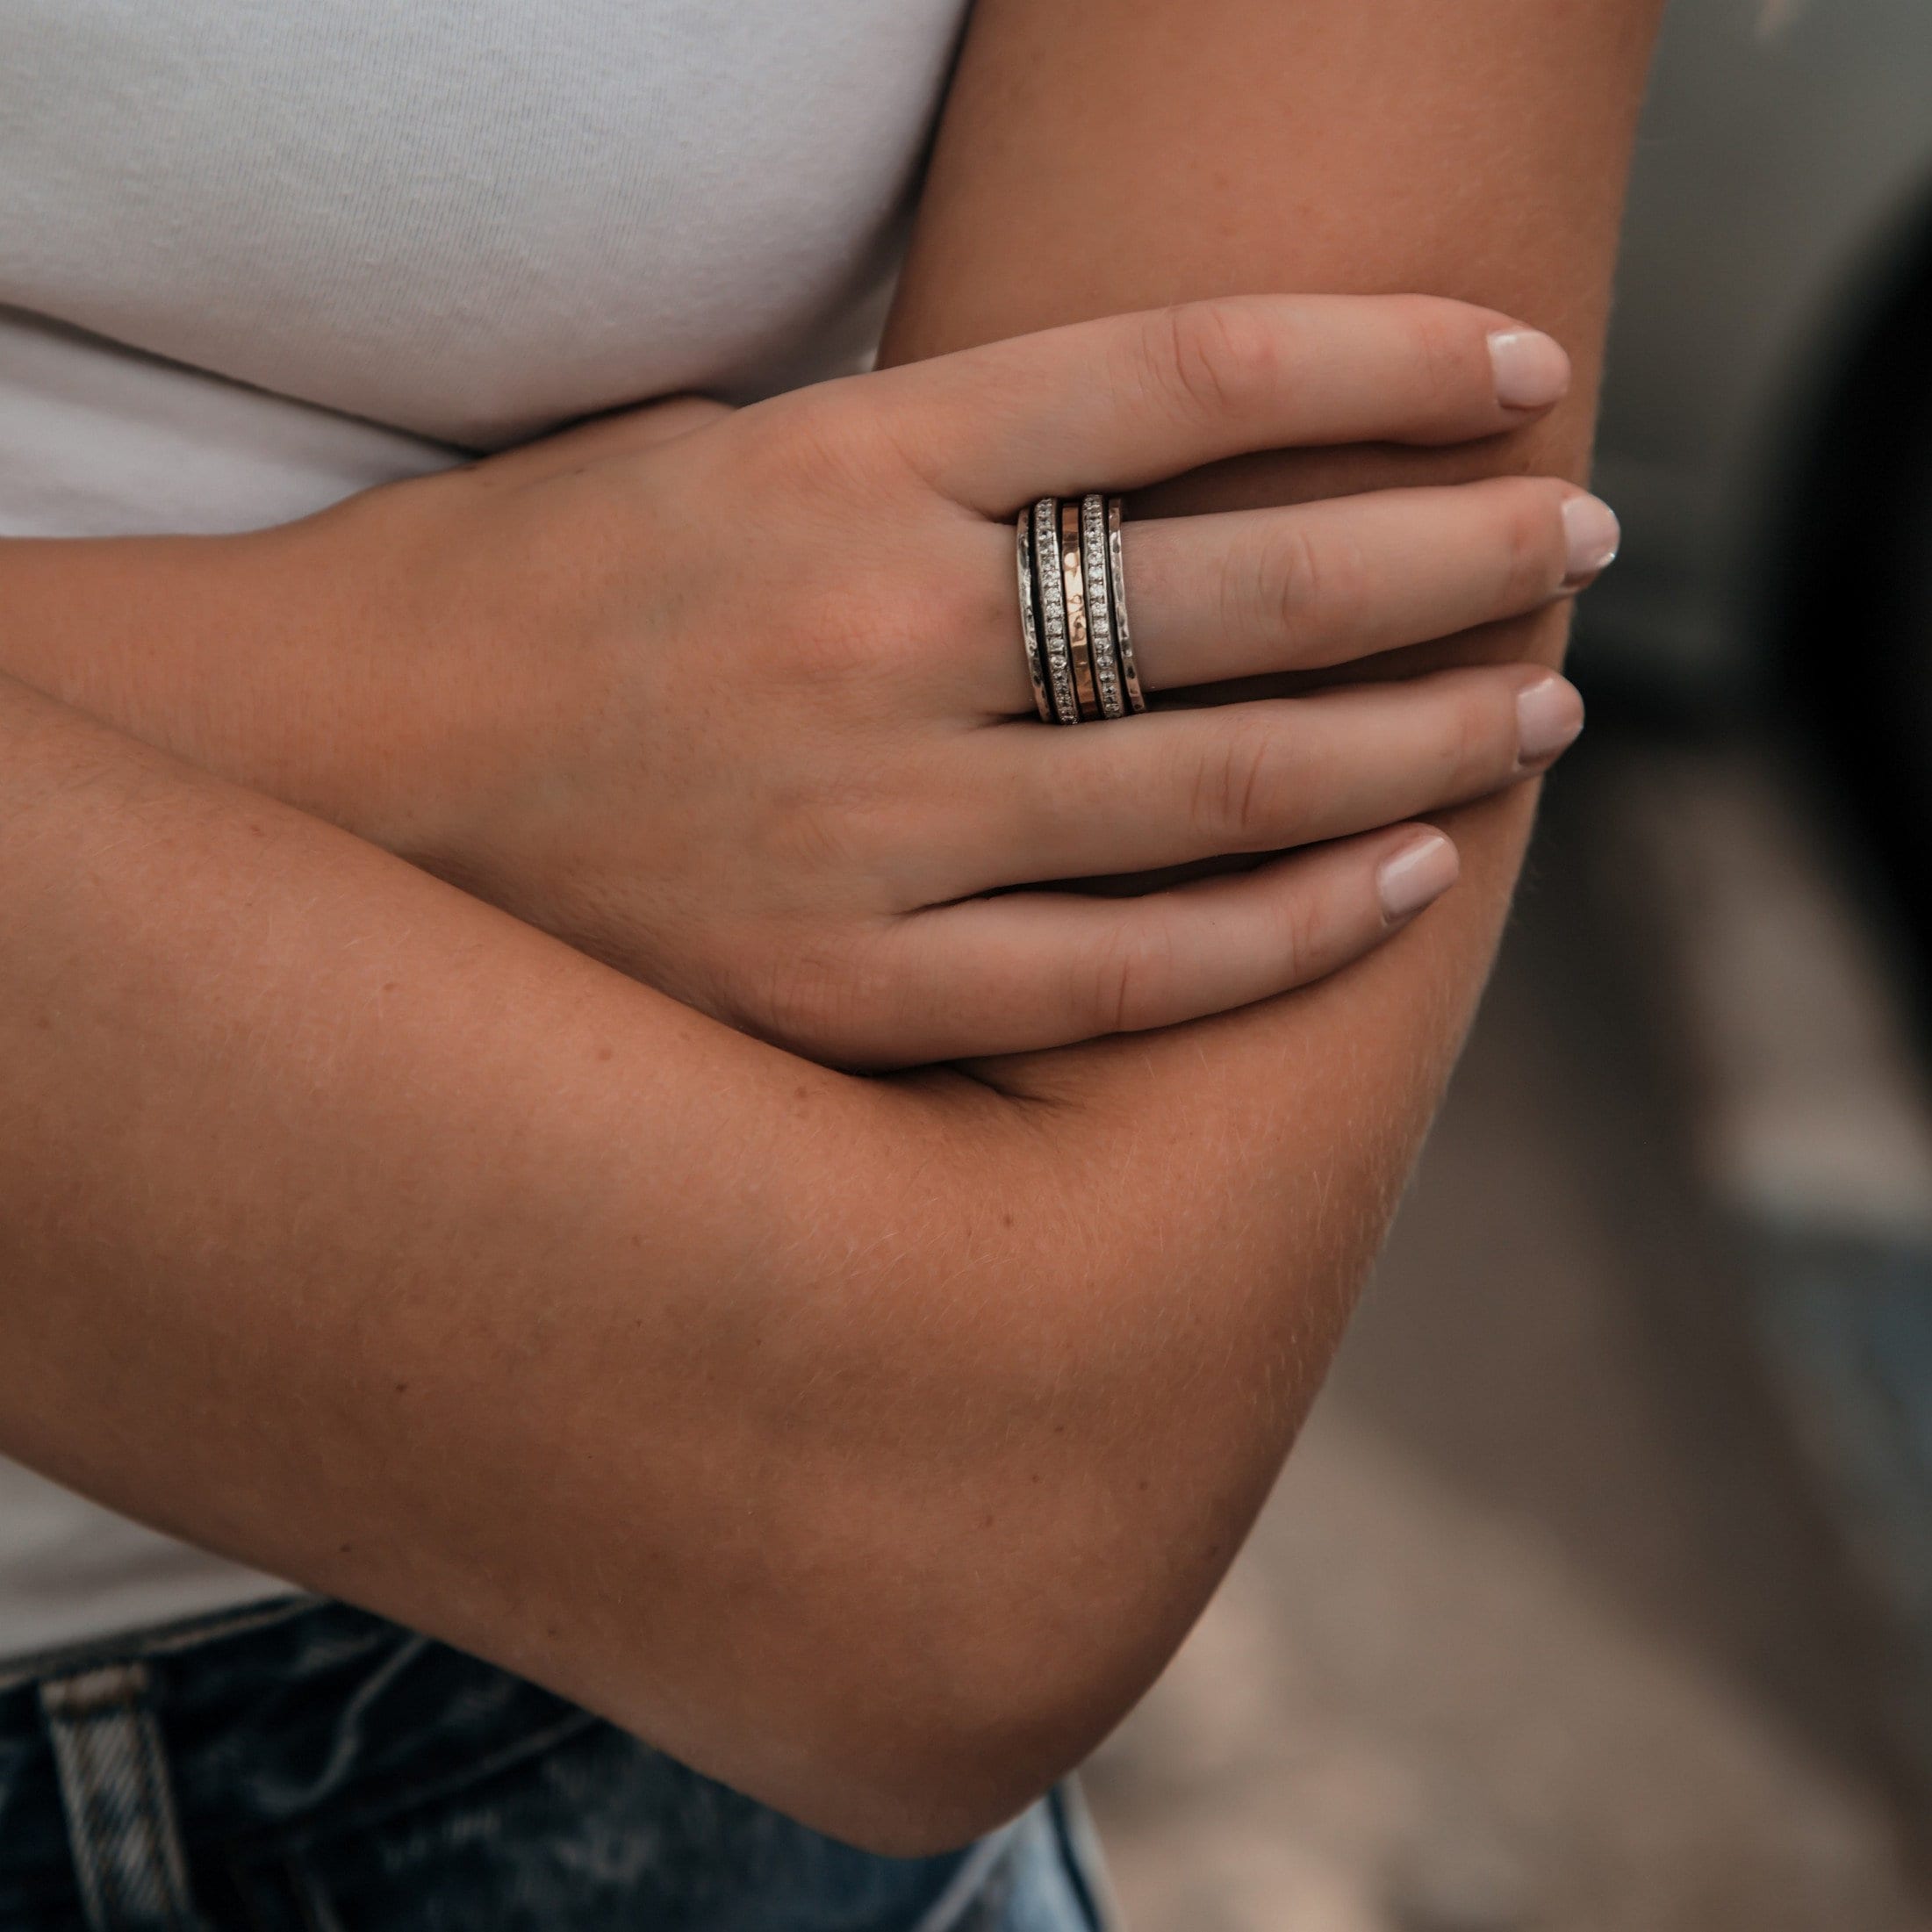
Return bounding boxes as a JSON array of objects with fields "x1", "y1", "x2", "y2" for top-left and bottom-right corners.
[
  {"x1": 1488, "y1": 328, "x2": 1570, "y2": 411},
  {"x1": 1562, "y1": 494, "x2": 1621, "y2": 585},
  {"x1": 1516, "y1": 674, "x2": 1585, "y2": 766},
  {"x1": 1377, "y1": 831, "x2": 1460, "y2": 925}
]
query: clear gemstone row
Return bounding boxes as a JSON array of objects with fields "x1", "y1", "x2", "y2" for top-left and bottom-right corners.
[
  {"x1": 1081, "y1": 495, "x2": 1122, "y2": 716},
  {"x1": 1033, "y1": 499, "x2": 1078, "y2": 722}
]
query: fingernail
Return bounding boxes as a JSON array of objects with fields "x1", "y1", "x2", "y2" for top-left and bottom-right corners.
[
  {"x1": 1488, "y1": 328, "x2": 1570, "y2": 411},
  {"x1": 1562, "y1": 493, "x2": 1620, "y2": 585},
  {"x1": 1516, "y1": 673, "x2": 1585, "y2": 766},
  {"x1": 1377, "y1": 830, "x2": 1460, "y2": 925}
]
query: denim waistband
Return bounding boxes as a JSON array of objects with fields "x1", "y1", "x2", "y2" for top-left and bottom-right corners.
[
  {"x1": 0, "y1": 1598, "x2": 599, "y2": 1905},
  {"x1": 0, "y1": 1598, "x2": 1112, "y2": 1931},
  {"x1": 0, "y1": 1598, "x2": 321, "y2": 1699}
]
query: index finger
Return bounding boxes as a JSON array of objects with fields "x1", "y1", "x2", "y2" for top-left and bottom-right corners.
[{"x1": 865, "y1": 294, "x2": 1570, "y2": 514}]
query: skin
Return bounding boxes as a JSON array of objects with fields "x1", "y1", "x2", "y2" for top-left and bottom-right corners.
[
  {"x1": 0, "y1": 0, "x2": 1663, "y2": 1859},
  {"x1": 0, "y1": 309, "x2": 1596, "y2": 1066}
]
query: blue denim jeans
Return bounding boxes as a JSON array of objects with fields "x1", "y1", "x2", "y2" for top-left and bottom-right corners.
[{"x1": 0, "y1": 1598, "x2": 1113, "y2": 1931}]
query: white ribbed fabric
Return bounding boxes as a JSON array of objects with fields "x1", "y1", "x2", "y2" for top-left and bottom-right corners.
[{"x1": 0, "y1": 0, "x2": 968, "y2": 1658}]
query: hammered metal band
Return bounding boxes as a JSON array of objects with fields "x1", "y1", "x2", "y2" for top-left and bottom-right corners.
[
  {"x1": 1014, "y1": 510, "x2": 1052, "y2": 723},
  {"x1": 1059, "y1": 499, "x2": 1100, "y2": 722},
  {"x1": 1105, "y1": 497, "x2": 1146, "y2": 714},
  {"x1": 1016, "y1": 493, "x2": 1142, "y2": 723}
]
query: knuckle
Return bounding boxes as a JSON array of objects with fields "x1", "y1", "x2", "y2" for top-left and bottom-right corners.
[
  {"x1": 1401, "y1": 297, "x2": 1482, "y2": 413},
  {"x1": 772, "y1": 757, "x2": 899, "y2": 872},
  {"x1": 746, "y1": 385, "x2": 896, "y2": 506},
  {"x1": 1189, "y1": 715, "x2": 1294, "y2": 844},
  {"x1": 915, "y1": 554, "x2": 1009, "y2": 670},
  {"x1": 1443, "y1": 680, "x2": 1519, "y2": 787},
  {"x1": 1267, "y1": 519, "x2": 1371, "y2": 644},
  {"x1": 784, "y1": 564, "x2": 953, "y2": 698},
  {"x1": 736, "y1": 408, "x2": 968, "y2": 699},
  {"x1": 1141, "y1": 298, "x2": 1279, "y2": 425},
  {"x1": 1090, "y1": 922, "x2": 1178, "y2": 1036},
  {"x1": 1494, "y1": 481, "x2": 1566, "y2": 602},
  {"x1": 783, "y1": 578, "x2": 901, "y2": 688},
  {"x1": 772, "y1": 790, "x2": 860, "y2": 876},
  {"x1": 1272, "y1": 881, "x2": 1327, "y2": 985},
  {"x1": 754, "y1": 926, "x2": 901, "y2": 1064}
]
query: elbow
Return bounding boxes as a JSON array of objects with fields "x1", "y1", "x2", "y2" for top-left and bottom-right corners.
[
  {"x1": 799, "y1": 1745, "x2": 1070, "y2": 1862},
  {"x1": 614, "y1": 1201, "x2": 1250, "y2": 1855},
  {"x1": 780, "y1": 1632, "x2": 1131, "y2": 1858},
  {"x1": 757, "y1": 1495, "x2": 1197, "y2": 1857},
  {"x1": 794, "y1": 1323, "x2": 1256, "y2": 1849}
]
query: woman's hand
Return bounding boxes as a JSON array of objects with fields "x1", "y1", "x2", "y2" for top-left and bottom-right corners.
[{"x1": 3, "y1": 295, "x2": 1608, "y2": 1067}]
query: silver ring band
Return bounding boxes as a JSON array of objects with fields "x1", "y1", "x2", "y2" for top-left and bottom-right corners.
[
  {"x1": 1105, "y1": 497, "x2": 1146, "y2": 714},
  {"x1": 1015, "y1": 510, "x2": 1053, "y2": 724},
  {"x1": 1081, "y1": 493, "x2": 1125, "y2": 720}
]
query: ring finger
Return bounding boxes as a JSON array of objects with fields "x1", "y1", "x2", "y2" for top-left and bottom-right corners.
[{"x1": 966, "y1": 477, "x2": 1617, "y2": 715}]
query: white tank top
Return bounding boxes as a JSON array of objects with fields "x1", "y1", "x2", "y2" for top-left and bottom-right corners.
[{"x1": 0, "y1": 0, "x2": 969, "y2": 1659}]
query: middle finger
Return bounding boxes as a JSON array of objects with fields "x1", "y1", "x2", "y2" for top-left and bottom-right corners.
[{"x1": 927, "y1": 664, "x2": 1582, "y2": 896}]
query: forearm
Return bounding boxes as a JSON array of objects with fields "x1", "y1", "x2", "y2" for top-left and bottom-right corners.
[
  {"x1": 876, "y1": 0, "x2": 1664, "y2": 1625},
  {"x1": 0, "y1": 664, "x2": 763, "y2": 1600},
  {"x1": 0, "y1": 670, "x2": 1046, "y2": 1843},
  {"x1": 0, "y1": 398, "x2": 724, "y2": 880},
  {"x1": 0, "y1": 485, "x2": 494, "y2": 865}
]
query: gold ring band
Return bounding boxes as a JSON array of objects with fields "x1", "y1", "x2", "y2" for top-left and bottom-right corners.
[{"x1": 1059, "y1": 499, "x2": 1100, "y2": 722}]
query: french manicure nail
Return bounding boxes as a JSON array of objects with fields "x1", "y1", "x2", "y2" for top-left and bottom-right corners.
[
  {"x1": 1377, "y1": 831, "x2": 1460, "y2": 925},
  {"x1": 1562, "y1": 493, "x2": 1620, "y2": 585},
  {"x1": 1488, "y1": 328, "x2": 1570, "y2": 411},
  {"x1": 1516, "y1": 674, "x2": 1585, "y2": 766}
]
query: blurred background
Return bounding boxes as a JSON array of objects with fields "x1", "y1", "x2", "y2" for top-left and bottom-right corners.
[{"x1": 1086, "y1": 1, "x2": 1932, "y2": 1922}]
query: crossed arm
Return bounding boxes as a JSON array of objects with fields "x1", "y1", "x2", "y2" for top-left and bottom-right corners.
[{"x1": 0, "y1": 0, "x2": 1661, "y2": 1854}]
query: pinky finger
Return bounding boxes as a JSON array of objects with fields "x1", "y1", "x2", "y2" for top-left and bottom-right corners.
[{"x1": 871, "y1": 823, "x2": 1460, "y2": 1065}]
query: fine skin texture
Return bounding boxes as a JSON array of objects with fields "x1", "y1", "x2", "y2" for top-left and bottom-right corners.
[
  {"x1": 0, "y1": 0, "x2": 1663, "y2": 1857},
  {"x1": 0, "y1": 302, "x2": 1600, "y2": 1067}
]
